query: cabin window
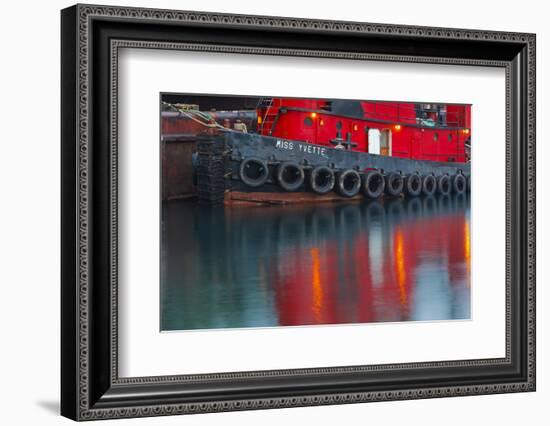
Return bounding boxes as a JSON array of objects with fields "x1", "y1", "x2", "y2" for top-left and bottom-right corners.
[{"x1": 303, "y1": 116, "x2": 313, "y2": 127}]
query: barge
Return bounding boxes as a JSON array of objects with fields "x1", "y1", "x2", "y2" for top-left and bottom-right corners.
[{"x1": 163, "y1": 97, "x2": 471, "y2": 205}]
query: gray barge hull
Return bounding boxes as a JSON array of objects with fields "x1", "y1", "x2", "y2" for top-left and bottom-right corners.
[{"x1": 196, "y1": 131, "x2": 470, "y2": 205}]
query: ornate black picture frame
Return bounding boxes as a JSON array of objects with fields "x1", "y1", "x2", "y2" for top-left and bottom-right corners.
[{"x1": 61, "y1": 4, "x2": 536, "y2": 421}]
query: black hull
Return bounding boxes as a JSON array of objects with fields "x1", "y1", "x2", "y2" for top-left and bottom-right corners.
[{"x1": 196, "y1": 132, "x2": 470, "y2": 204}]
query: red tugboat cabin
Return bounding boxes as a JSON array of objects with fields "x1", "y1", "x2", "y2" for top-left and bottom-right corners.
[{"x1": 257, "y1": 98, "x2": 471, "y2": 164}]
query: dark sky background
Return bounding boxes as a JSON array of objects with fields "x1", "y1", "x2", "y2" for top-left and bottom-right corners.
[{"x1": 162, "y1": 94, "x2": 261, "y2": 111}]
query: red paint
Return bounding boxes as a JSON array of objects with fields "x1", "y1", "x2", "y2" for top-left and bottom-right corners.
[{"x1": 258, "y1": 98, "x2": 471, "y2": 163}]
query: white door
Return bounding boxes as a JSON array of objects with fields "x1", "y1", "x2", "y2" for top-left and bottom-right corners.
[{"x1": 368, "y1": 129, "x2": 381, "y2": 154}]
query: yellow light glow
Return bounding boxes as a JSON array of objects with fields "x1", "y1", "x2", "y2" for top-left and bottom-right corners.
[
  {"x1": 310, "y1": 247, "x2": 323, "y2": 322},
  {"x1": 319, "y1": 119, "x2": 324, "y2": 126},
  {"x1": 394, "y1": 124, "x2": 402, "y2": 131},
  {"x1": 257, "y1": 116, "x2": 262, "y2": 124},
  {"x1": 394, "y1": 229, "x2": 407, "y2": 306},
  {"x1": 311, "y1": 112, "x2": 317, "y2": 118},
  {"x1": 353, "y1": 124, "x2": 358, "y2": 131},
  {"x1": 464, "y1": 219, "x2": 471, "y2": 286},
  {"x1": 463, "y1": 128, "x2": 470, "y2": 135}
]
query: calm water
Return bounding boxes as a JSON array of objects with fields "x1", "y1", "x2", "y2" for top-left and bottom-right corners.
[{"x1": 161, "y1": 195, "x2": 471, "y2": 331}]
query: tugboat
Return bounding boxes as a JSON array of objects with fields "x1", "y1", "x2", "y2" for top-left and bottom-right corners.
[{"x1": 169, "y1": 97, "x2": 471, "y2": 204}]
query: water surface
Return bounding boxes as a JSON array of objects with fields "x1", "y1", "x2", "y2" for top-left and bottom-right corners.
[{"x1": 161, "y1": 195, "x2": 470, "y2": 331}]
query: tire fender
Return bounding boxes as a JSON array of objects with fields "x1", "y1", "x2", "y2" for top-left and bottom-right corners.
[
  {"x1": 239, "y1": 157, "x2": 269, "y2": 188},
  {"x1": 309, "y1": 166, "x2": 335, "y2": 195},
  {"x1": 404, "y1": 174, "x2": 422, "y2": 197},
  {"x1": 362, "y1": 170, "x2": 385, "y2": 199},
  {"x1": 385, "y1": 172, "x2": 404, "y2": 197},
  {"x1": 276, "y1": 161, "x2": 305, "y2": 192},
  {"x1": 336, "y1": 169, "x2": 361, "y2": 198}
]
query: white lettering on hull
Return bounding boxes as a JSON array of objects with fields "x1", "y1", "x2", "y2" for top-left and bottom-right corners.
[{"x1": 275, "y1": 140, "x2": 328, "y2": 158}]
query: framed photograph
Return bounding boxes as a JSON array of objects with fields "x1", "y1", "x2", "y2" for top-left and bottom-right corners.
[{"x1": 61, "y1": 4, "x2": 536, "y2": 421}]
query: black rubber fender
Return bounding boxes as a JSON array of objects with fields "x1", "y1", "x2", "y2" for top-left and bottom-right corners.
[
  {"x1": 336, "y1": 169, "x2": 361, "y2": 198},
  {"x1": 437, "y1": 174, "x2": 452, "y2": 195},
  {"x1": 276, "y1": 161, "x2": 305, "y2": 192},
  {"x1": 452, "y1": 173, "x2": 466, "y2": 194},
  {"x1": 239, "y1": 157, "x2": 269, "y2": 188},
  {"x1": 421, "y1": 175, "x2": 437, "y2": 196},
  {"x1": 361, "y1": 170, "x2": 385, "y2": 199},
  {"x1": 404, "y1": 174, "x2": 422, "y2": 197},
  {"x1": 309, "y1": 166, "x2": 335, "y2": 195},
  {"x1": 385, "y1": 172, "x2": 404, "y2": 197}
]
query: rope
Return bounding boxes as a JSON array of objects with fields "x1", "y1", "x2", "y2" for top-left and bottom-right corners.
[{"x1": 176, "y1": 109, "x2": 231, "y2": 132}]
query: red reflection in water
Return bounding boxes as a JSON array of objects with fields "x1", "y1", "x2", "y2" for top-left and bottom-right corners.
[
  {"x1": 270, "y1": 198, "x2": 470, "y2": 327},
  {"x1": 161, "y1": 195, "x2": 471, "y2": 330}
]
